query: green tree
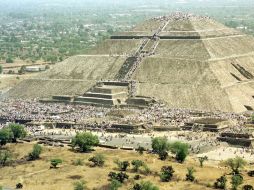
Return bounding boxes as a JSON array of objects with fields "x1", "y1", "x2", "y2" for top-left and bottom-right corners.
[
  {"x1": 186, "y1": 167, "x2": 196, "y2": 182},
  {"x1": 198, "y1": 156, "x2": 208, "y2": 167},
  {"x1": 225, "y1": 157, "x2": 247, "y2": 174},
  {"x1": 50, "y1": 158, "x2": 62, "y2": 168},
  {"x1": 73, "y1": 180, "x2": 86, "y2": 190},
  {"x1": 152, "y1": 137, "x2": 170, "y2": 160},
  {"x1": 160, "y1": 166, "x2": 174, "y2": 182},
  {"x1": 231, "y1": 174, "x2": 243, "y2": 190},
  {"x1": 7, "y1": 123, "x2": 26, "y2": 142},
  {"x1": 131, "y1": 160, "x2": 144, "y2": 172},
  {"x1": 133, "y1": 181, "x2": 159, "y2": 190},
  {"x1": 0, "y1": 150, "x2": 12, "y2": 166},
  {"x1": 88, "y1": 153, "x2": 105, "y2": 167},
  {"x1": 152, "y1": 137, "x2": 169, "y2": 154},
  {"x1": 0, "y1": 128, "x2": 13, "y2": 146},
  {"x1": 169, "y1": 141, "x2": 189, "y2": 163},
  {"x1": 0, "y1": 65, "x2": 2, "y2": 74},
  {"x1": 28, "y1": 144, "x2": 43, "y2": 160},
  {"x1": 71, "y1": 132, "x2": 99, "y2": 152}
]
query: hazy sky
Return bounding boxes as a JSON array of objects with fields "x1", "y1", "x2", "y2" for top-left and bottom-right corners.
[{"x1": 0, "y1": 0, "x2": 253, "y2": 13}]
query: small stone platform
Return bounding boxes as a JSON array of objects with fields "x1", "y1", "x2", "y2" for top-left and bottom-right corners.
[
  {"x1": 182, "y1": 118, "x2": 230, "y2": 132},
  {"x1": 217, "y1": 132, "x2": 254, "y2": 147},
  {"x1": 73, "y1": 81, "x2": 129, "y2": 106}
]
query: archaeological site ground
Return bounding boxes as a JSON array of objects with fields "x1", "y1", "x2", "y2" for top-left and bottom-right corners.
[{"x1": 1, "y1": 13, "x2": 254, "y2": 190}]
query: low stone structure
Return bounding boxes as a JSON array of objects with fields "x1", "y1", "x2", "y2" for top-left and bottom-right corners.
[
  {"x1": 25, "y1": 65, "x2": 46, "y2": 72},
  {"x1": 40, "y1": 80, "x2": 155, "y2": 108},
  {"x1": 106, "y1": 123, "x2": 147, "y2": 133},
  {"x1": 217, "y1": 132, "x2": 254, "y2": 147},
  {"x1": 182, "y1": 118, "x2": 230, "y2": 132}
]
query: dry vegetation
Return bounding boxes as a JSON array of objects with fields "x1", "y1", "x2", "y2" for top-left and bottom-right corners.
[{"x1": 1, "y1": 143, "x2": 254, "y2": 190}]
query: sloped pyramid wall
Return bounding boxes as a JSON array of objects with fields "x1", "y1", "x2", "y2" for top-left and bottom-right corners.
[{"x1": 6, "y1": 15, "x2": 254, "y2": 112}]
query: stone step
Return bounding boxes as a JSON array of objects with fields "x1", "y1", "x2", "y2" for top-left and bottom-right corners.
[
  {"x1": 72, "y1": 101, "x2": 113, "y2": 108},
  {"x1": 83, "y1": 92, "x2": 128, "y2": 99},
  {"x1": 74, "y1": 96, "x2": 125, "y2": 105},
  {"x1": 92, "y1": 86, "x2": 128, "y2": 94},
  {"x1": 99, "y1": 81, "x2": 130, "y2": 87}
]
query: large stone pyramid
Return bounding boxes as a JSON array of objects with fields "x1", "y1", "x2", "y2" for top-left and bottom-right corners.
[{"x1": 6, "y1": 13, "x2": 254, "y2": 113}]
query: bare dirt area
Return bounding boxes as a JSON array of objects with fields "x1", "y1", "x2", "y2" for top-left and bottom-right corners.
[
  {"x1": 1, "y1": 59, "x2": 47, "y2": 69},
  {"x1": 1, "y1": 143, "x2": 254, "y2": 190},
  {"x1": 0, "y1": 73, "x2": 38, "y2": 92}
]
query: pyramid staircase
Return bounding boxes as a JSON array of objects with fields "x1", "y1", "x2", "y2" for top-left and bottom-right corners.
[{"x1": 73, "y1": 81, "x2": 130, "y2": 106}]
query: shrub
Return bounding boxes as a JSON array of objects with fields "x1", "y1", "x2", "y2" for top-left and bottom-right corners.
[
  {"x1": 151, "y1": 137, "x2": 169, "y2": 154},
  {"x1": 133, "y1": 181, "x2": 159, "y2": 190},
  {"x1": 0, "y1": 150, "x2": 12, "y2": 167},
  {"x1": 0, "y1": 65, "x2": 2, "y2": 74},
  {"x1": 248, "y1": 170, "x2": 254, "y2": 177},
  {"x1": 71, "y1": 132, "x2": 99, "y2": 152},
  {"x1": 186, "y1": 167, "x2": 196, "y2": 182},
  {"x1": 160, "y1": 166, "x2": 174, "y2": 182},
  {"x1": 0, "y1": 128, "x2": 13, "y2": 146},
  {"x1": 28, "y1": 144, "x2": 43, "y2": 160},
  {"x1": 89, "y1": 154, "x2": 105, "y2": 167},
  {"x1": 158, "y1": 151, "x2": 168, "y2": 160},
  {"x1": 136, "y1": 146, "x2": 145, "y2": 155},
  {"x1": 225, "y1": 157, "x2": 247, "y2": 174},
  {"x1": 50, "y1": 158, "x2": 62, "y2": 168},
  {"x1": 16, "y1": 183, "x2": 23, "y2": 189},
  {"x1": 134, "y1": 175, "x2": 141, "y2": 180},
  {"x1": 231, "y1": 174, "x2": 243, "y2": 190},
  {"x1": 6, "y1": 57, "x2": 14, "y2": 63},
  {"x1": 169, "y1": 141, "x2": 189, "y2": 163},
  {"x1": 73, "y1": 180, "x2": 86, "y2": 190},
  {"x1": 73, "y1": 159, "x2": 84, "y2": 166},
  {"x1": 251, "y1": 114, "x2": 254, "y2": 124},
  {"x1": 198, "y1": 156, "x2": 208, "y2": 167},
  {"x1": 214, "y1": 175, "x2": 227, "y2": 189},
  {"x1": 142, "y1": 164, "x2": 152, "y2": 176},
  {"x1": 18, "y1": 66, "x2": 26, "y2": 74},
  {"x1": 7, "y1": 123, "x2": 26, "y2": 142},
  {"x1": 114, "y1": 159, "x2": 130, "y2": 171},
  {"x1": 131, "y1": 160, "x2": 144, "y2": 172},
  {"x1": 109, "y1": 179, "x2": 122, "y2": 190},
  {"x1": 243, "y1": 185, "x2": 254, "y2": 190},
  {"x1": 108, "y1": 172, "x2": 129, "y2": 183}
]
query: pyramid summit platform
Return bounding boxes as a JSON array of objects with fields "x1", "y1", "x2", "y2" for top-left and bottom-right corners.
[{"x1": 5, "y1": 13, "x2": 254, "y2": 113}]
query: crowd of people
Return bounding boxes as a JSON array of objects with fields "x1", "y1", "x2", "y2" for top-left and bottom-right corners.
[
  {"x1": 0, "y1": 98, "x2": 248, "y2": 130},
  {"x1": 1, "y1": 98, "x2": 253, "y2": 156},
  {"x1": 154, "y1": 12, "x2": 211, "y2": 22}
]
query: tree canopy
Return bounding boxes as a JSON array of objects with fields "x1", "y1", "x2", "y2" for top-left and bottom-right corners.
[
  {"x1": 71, "y1": 132, "x2": 99, "y2": 152},
  {"x1": 0, "y1": 128, "x2": 13, "y2": 146},
  {"x1": 8, "y1": 123, "x2": 27, "y2": 142}
]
